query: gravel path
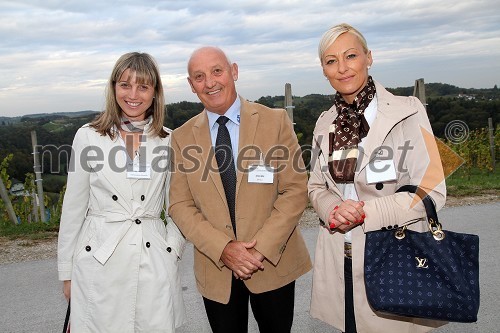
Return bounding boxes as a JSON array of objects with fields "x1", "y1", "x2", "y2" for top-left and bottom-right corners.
[{"x1": 1, "y1": 194, "x2": 498, "y2": 265}]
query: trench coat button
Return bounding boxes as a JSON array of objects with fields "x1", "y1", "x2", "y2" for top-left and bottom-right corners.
[
  {"x1": 166, "y1": 247, "x2": 172, "y2": 253},
  {"x1": 146, "y1": 242, "x2": 150, "y2": 248},
  {"x1": 85, "y1": 245, "x2": 91, "y2": 252},
  {"x1": 375, "y1": 183, "x2": 384, "y2": 190},
  {"x1": 141, "y1": 195, "x2": 145, "y2": 201},
  {"x1": 135, "y1": 219, "x2": 141, "y2": 224},
  {"x1": 112, "y1": 195, "x2": 118, "y2": 201}
]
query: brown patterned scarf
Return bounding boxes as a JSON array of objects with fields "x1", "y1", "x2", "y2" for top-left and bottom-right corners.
[{"x1": 328, "y1": 76, "x2": 376, "y2": 182}]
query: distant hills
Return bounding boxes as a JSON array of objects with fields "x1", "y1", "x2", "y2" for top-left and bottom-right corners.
[
  {"x1": 0, "y1": 82, "x2": 498, "y2": 183},
  {"x1": 0, "y1": 82, "x2": 498, "y2": 125},
  {"x1": 387, "y1": 82, "x2": 499, "y2": 100},
  {"x1": 0, "y1": 110, "x2": 98, "y2": 125},
  {"x1": 20, "y1": 110, "x2": 98, "y2": 119}
]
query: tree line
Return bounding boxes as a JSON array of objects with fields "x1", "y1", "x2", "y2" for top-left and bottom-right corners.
[{"x1": 0, "y1": 83, "x2": 498, "y2": 187}]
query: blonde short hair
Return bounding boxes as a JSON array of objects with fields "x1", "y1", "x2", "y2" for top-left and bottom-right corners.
[{"x1": 318, "y1": 23, "x2": 369, "y2": 65}]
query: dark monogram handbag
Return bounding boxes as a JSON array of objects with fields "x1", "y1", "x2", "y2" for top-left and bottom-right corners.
[{"x1": 364, "y1": 185, "x2": 480, "y2": 322}]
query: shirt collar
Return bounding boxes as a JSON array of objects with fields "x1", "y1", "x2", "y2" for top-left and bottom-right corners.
[{"x1": 207, "y1": 97, "x2": 241, "y2": 130}]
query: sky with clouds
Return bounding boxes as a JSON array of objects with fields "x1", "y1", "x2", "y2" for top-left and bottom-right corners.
[{"x1": 1, "y1": 0, "x2": 499, "y2": 117}]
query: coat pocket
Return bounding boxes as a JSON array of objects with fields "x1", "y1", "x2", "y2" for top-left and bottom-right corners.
[
  {"x1": 73, "y1": 216, "x2": 103, "y2": 262},
  {"x1": 148, "y1": 223, "x2": 180, "y2": 261}
]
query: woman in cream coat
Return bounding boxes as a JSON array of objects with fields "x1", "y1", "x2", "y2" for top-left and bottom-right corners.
[
  {"x1": 308, "y1": 24, "x2": 447, "y2": 332},
  {"x1": 58, "y1": 52, "x2": 186, "y2": 332}
]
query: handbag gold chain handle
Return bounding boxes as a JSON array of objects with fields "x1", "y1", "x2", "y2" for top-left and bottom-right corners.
[
  {"x1": 394, "y1": 218, "x2": 445, "y2": 241},
  {"x1": 428, "y1": 218, "x2": 445, "y2": 240},
  {"x1": 395, "y1": 226, "x2": 407, "y2": 240}
]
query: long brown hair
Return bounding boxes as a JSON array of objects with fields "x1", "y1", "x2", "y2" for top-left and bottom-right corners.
[{"x1": 90, "y1": 52, "x2": 167, "y2": 138}]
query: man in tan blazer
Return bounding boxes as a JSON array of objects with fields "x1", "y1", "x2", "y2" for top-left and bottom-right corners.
[{"x1": 169, "y1": 46, "x2": 311, "y2": 332}]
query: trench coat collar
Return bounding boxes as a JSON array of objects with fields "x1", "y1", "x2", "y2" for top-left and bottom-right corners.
[
  {"x1": 358, "y1": 81, "x2": 417, "y2": 172},
  {"x1": 312, "y1": 80, "x2": 417, "y2": 183},
  {"x1": 96, "y1": 122, "x2": 165, "y2": 212}
]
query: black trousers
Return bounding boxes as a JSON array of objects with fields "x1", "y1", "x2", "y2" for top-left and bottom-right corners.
[
  {"x1": 344, "y1": 257, "x2": 357, "y2": 333},
  {"x1": 203, "y1": 277, "x2": 295, "y2": 333}
]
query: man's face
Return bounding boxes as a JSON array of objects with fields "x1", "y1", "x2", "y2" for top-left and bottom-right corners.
[{"x1": 187, "y1": 47, "x2": 238, "y2": 115}]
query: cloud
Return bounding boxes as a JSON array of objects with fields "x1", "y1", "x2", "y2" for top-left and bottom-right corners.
[{"x1": 0, "y1": 0, "x2": 499, "y2": 116}]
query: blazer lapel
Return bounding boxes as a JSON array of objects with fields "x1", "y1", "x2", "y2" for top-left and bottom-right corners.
[
  {"x1": 192, "y1": 111, "x2": 227, "y2": 205},
  {"x1": 236, "y1": 98, "x2": 259, "y2": 196}
]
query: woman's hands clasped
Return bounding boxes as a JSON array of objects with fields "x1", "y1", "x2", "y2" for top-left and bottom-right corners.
[{"x1": 328, "y1": 199, "x2": 365, "y2": 232}]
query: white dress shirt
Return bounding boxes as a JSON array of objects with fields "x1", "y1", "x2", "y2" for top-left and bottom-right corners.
[{"x1": 206, "y1": 97, "x2": 241, "y2": 170}]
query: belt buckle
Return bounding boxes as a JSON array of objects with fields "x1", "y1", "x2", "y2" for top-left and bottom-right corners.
[{"x1": 344, "y1": 242, "x2": 352, "y2": 259}]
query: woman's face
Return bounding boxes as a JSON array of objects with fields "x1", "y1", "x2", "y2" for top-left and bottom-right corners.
[
  {"x1": 115, "y1": 68, "x2": 155, "y2": 121},
  {"x1": 322, "y1": 32, "x2": 372, "y2": 104}
]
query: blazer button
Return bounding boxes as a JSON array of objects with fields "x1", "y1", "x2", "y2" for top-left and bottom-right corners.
[
  {"x1": 135, "y1": 219, "x2": 141, "y2": 224},
  {"x1": 375, "y1": 183, "x2": 384, "y2": 190},
  {"x1": 141, "y1": 195, "x2": 145, "y2": 201},
  {"x1": 85, "y1": 245, "x2": 91, "y2": 252},
  {"x1": 146, "y1": 242, "x2": 150, "y2": 248},
  {"x1": 387, "y1": 225, "x2": 393, "y2": 230},
  {"x1": 166, "y1": 247, "x2": 172, "y2": 253},
  {"x1": 112, "y1": 195, "x2": 118, "y2": 201}
]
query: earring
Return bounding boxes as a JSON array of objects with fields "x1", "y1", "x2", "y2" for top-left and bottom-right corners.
[{"x1": 367, "y1": 65, "x2": 371, "y2": 70}]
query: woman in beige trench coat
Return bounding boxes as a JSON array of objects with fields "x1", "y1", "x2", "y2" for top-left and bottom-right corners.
[
  {"x1": 308, "y1": 24, "x2": 447, "y2": 333},
  {"x1": 57, "y1": 52, "x2": 186, "y2": 332}
]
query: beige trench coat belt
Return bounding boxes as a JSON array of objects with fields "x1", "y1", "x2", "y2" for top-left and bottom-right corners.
[{"x1": 87, "y1": 211, "x2": 160, "y2": 265}]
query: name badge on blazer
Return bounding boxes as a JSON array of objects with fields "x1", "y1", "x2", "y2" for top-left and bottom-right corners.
[
  {"x1": 248, "y1": 165, "x2": 274, "y2": 184},
  {"x1": 366, "y1": 159, "x2": 397, "y2": 184}
]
